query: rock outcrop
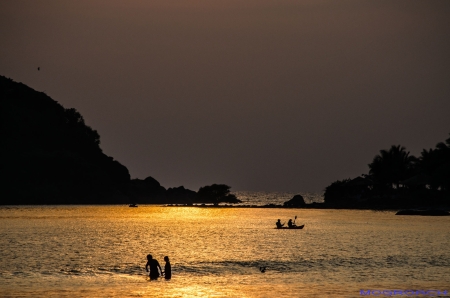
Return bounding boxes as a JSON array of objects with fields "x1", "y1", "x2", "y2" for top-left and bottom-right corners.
[{"x1": 283, "y1": 195, "x2": 306, "y2": 207}]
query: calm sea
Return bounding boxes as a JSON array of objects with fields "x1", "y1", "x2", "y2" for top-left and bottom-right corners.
[{"x1": 1, "y1": 193, "x2": 449, "y2": 297}]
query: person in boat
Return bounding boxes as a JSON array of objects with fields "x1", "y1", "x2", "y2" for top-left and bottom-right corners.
[
  {"x1": 145, "y1": 254, "x2": 162, "y2": 280},
  {"x1": 163, "y1": 256, "x2": 171, "y2": 280},
  {"x1": 287, "y1": 219, "x2": 297, "y2": 228},
  {"x1": 276, "y1": 219, "x2": 285, "y2": 229}
]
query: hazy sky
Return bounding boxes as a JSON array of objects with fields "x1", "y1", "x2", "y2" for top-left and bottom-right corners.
[{"x1": 1, "y1": 0, "x2": 449, "y2": 192}]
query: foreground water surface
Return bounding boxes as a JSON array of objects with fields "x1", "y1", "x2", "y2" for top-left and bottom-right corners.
[{"x1": 1, "y1": 204, "x2": 449, "y2": 297}]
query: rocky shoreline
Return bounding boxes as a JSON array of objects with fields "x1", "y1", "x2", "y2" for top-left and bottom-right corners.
[
  {"x1": 164, "y1": 203, "x2": 449, "y2": 212},
  {"x1": 163, "y1": 194, "x2": 450, "y2": 214}
]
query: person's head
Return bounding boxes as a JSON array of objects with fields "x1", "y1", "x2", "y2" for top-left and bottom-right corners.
[
  {"x1": 288, "y1": 219, "x2": 292, "y2": 222},
  {"x1": 277, "y1": 219, "x2": 281, "y2": 222},
  {"x1": 164, "y1": 256, "x2": 169, "y2": 262},
  {"x1": 147, "y1": 254, "x2": 152, "y2": 261}
]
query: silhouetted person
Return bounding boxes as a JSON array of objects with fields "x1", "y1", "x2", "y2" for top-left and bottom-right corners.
[
  {"x1": 276, "y1": 219, "x2": 285, "y2": 229},
  {"x1": 145, "y1": 254, "x2": 162, "y2": 280},
  {"x1": 163, "y1": 256, "x2": 171, "y2": 280},
  {"x1": 288, "y1": 219, "x2": 297, "y2": 228},
  {"x1": 260, "y1": 266, "x2": 266, "y2": 273}
]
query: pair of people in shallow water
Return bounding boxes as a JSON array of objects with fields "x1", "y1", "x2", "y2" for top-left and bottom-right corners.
[
  {"x1": 145, "y1": 255, "x2": 171, "y2": 280},
  {"x1": 276, "y1": 218, "x2": 298, "y2": 228}
]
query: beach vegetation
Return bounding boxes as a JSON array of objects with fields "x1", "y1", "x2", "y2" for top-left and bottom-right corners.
[
  {"x1": 324, "y1": 134, "x2": 450, "y2": 208},
  {"x1": 197, "y1": 184, "x2": 241, "y2": 205}
]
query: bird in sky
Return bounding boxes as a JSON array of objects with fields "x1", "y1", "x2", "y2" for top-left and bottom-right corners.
[{"x1": 37, "y1": 67, "x2": 40, "y2": 71}]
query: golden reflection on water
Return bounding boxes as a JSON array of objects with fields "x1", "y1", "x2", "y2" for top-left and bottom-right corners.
[{"x1": 1, "y1": 206, "x2": 449, "y2": 297}]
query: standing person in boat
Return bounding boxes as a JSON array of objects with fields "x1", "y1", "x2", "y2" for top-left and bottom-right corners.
[
  {"x1": 145, "y1": 254, "x2": 162, "y2": 280},
  {"x1": 287, "y1": 219, "x2": 297, "y2": 228},
  {"x1": 276, "y1": 219, "x2": 285, "y2": 229},
  {"x1": 163, "y1": 256, "x2": 171, "y2": 280}
]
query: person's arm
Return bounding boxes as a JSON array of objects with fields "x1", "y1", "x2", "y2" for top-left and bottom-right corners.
[{"x1": 157, "y1": 261, "x2": 162, "y2": 274}]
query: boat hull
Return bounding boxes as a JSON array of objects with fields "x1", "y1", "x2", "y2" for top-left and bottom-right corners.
[{"x1": 275, "y1": 224, "x2": 304, "y2": 229}]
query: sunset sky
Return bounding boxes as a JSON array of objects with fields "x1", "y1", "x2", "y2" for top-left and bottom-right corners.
[{"x1": 1, "y1": 0, "x2": 449, "y2": 192}]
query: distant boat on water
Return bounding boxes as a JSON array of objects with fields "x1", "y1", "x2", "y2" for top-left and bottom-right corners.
[
  {"x1": 129, "y1": 204, "x2": 138, "y2": 207},
  {"x1": 275, "y1": 224, "x2": 305, "y2": 230}
]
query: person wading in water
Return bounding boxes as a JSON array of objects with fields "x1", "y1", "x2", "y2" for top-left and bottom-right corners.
[
  {"x1": 163, "y1": 256, "x2": 171, "y2": 280},
  {"x1": 145, "y1": 254, "x2": 162, "y2": 280}
]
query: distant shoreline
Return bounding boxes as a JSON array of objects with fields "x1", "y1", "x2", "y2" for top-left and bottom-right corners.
[
  {"x1": 167, "y1": 203, "x2": 450, "y2": 211},
  {"x1": 1, "y1": 203, "x2": 449, "y2": 212}
]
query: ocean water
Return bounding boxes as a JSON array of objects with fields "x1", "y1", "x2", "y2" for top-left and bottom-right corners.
[
  {"x1": 232, "y1": 191, "x2": 324, "y2": 206},
  {"x1": 1, "y1": 196, "x2": 449, "y2": 297}
]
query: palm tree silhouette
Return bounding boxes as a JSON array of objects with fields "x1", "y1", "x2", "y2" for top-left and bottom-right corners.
[
  {"x1": 368, "y1": 145, "x2": 416, "y2": 189},
  {"x1": 417, "y1": 134, "x2": 450, "y2": 191}
]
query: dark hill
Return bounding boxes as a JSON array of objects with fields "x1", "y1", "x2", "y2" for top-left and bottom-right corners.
[
  {"x1": 0, "y1": 76, "x2": 242, "y2": 206},
  {"x1": 0, "y1": 75, "x2": 130, "y2": 204}
]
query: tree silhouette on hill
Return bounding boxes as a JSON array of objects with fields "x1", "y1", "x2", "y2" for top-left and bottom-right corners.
[
  {"x1": 0, "y1": 75, "x2": 130, "y2": 204},
  {"x1": 324, "y1": 135, "x2": 449, "y2": 207},
  {"x1": 197, "y1": 184, "x2": 241, "y2": 205},
  {"x1": 368, "y1": 145, "x2": 417, "y2": 189},
  {"x1": 417, "y1": 135, "x2": 450, "y2": 192}
]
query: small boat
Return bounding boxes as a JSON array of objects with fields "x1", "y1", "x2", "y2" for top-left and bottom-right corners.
[
  {"x1": 275, "y1": 224, "x2": 304, "y2": 229},
  {"x1": 129, "y1": 204, "x2": 138, "y2": 207}
]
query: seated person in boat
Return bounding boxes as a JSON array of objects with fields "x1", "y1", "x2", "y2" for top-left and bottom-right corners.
[
  {"x1": 287, "y1": 219, "x2": 297, "y2": 228},
  {"x1": 276, "y1": 219, "x2": 285, "y2": 229}
]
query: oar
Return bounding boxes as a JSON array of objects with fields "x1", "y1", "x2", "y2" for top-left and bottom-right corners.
[{"x1": 293, "y1": 215, "x2": 297, "y2": 225}]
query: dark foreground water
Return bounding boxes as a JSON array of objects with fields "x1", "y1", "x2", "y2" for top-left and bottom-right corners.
[{"x1": 0, "y1": 203, "x2": 449, "y2": 297}]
